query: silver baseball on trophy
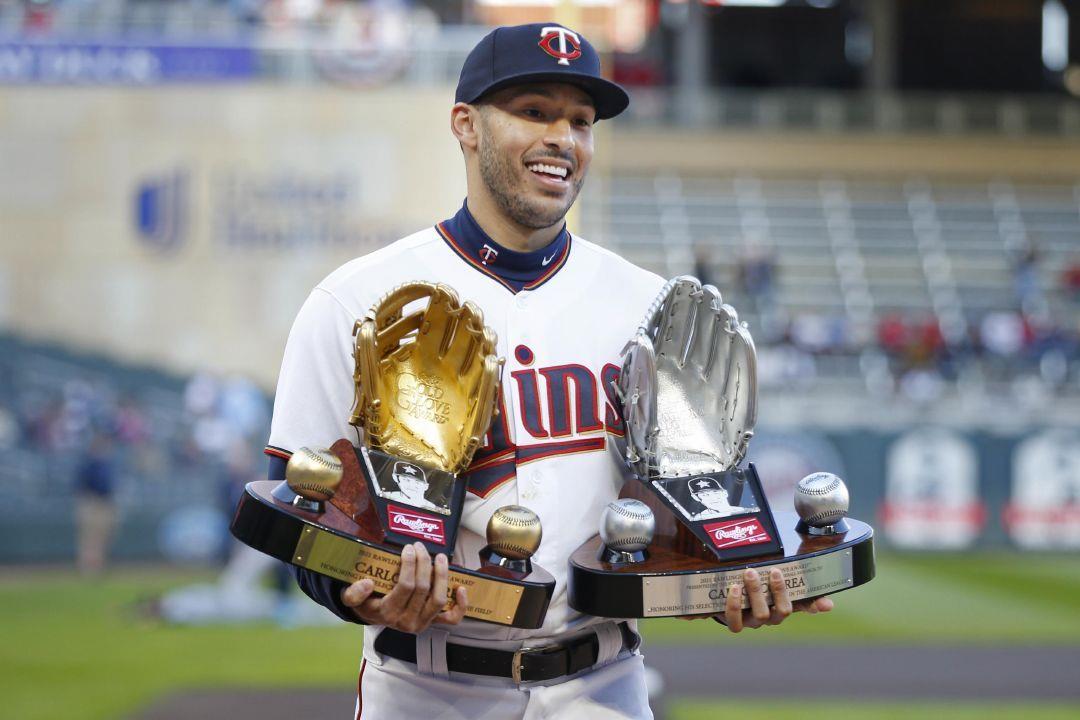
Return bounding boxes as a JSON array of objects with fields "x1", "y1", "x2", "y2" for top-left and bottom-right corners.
[
  {"x1": 599, "y1": 498, "x2": 655, "y2": 563},
  {"x1": 794, "y1": 472, "x2": 850, "y2": 536}
]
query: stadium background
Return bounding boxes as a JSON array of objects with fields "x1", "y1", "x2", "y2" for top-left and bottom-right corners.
[{"x1": 1, "y1": 0, "x2": 1078, "y2": 718}]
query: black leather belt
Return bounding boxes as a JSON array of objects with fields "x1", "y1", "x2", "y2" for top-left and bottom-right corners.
[{"x1": 374, "y1": 623, "x2": 639, "y2": 684}]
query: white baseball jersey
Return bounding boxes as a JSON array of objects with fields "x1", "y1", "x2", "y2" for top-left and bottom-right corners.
[{"x1": 266, "y1": 202, "x2": 664, "y2": 713}]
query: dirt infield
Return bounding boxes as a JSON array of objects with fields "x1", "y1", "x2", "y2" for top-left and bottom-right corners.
[
  {"x1": 137, "y1": 689, "x2": 353, "y2": 720},
  {"x1": 136, "y1": 645, "x2": 1080, "y2": 719}
]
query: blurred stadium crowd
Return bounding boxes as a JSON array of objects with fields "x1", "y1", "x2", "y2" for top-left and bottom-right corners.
[
  {"x1": 0, "y1": 335, "x2": 270, "y2": 566},
  {"x1": 593, "y1": 172, "x2": 1080, "y2": 406},
  {"x1": 719, "y1": 235, "x2": 1080, "y2": 400},
  {"x1": 737, "y1": 247, "x2": 1080, "y2": 397}
]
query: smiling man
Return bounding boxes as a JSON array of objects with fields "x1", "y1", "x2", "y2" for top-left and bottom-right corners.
[{"x1": 266, "y1": 23, "x2": 832, "y2": 720}]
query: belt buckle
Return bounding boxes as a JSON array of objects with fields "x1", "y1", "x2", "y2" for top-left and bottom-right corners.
[{"x1": 511, "y1": 647, "x2": 534, "y2": 684}]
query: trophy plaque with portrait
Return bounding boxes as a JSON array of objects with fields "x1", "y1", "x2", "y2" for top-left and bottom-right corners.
[
  {"x1": 232, "y1": 282, "x2": 555, "y2": 629},
  {"x1": 567, "y1": 277, "x2": 875, "y2": 619}
]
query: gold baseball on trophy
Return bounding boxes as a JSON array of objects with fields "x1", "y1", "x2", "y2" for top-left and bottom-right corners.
[
  {"x1": 486, "y1": 505, "x2": 542, "y2": 560},
  {"x1": 286, "y1": 447, "x2": 343, "y2": 502}
]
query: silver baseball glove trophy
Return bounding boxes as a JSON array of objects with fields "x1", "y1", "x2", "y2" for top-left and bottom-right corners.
[{"x1": 568, "y1": 276, "x2": 876, "y2": 619}]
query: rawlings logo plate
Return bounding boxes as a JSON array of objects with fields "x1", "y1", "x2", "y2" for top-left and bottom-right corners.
[
  {"x1": 703, "y1": 517, "x2": 771, "y2": 549},
  {"x1": 388, "y1": 505, "x2": 446, "y2": 544}
]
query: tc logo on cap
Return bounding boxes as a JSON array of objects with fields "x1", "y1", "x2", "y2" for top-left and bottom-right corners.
[{"x1": 538, "y1": 26, "x2": 582, "y2": 66}]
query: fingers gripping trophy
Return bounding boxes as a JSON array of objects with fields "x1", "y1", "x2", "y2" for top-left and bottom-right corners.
[
  {"x1": 568, "y1": 276, "x2": 876, "y2": 618},
  {"x1": 231, "y1": 282, "x2": 555, "y2": 628}
]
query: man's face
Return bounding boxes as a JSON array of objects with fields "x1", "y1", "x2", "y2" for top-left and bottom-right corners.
[
  {"x1": 474, "y1": 83, "x2": 595, "y2": 230},
  {"x1": 694, "y1": 487, "x2": 731, "y2": 512},
  {"x1": 396, "y1": 473, "x2": 427, "y2": 501}
]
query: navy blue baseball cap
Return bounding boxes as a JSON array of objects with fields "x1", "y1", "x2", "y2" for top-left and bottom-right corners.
[{"x1": 455, "y1": 23, "x2": 630, "y2": 121}]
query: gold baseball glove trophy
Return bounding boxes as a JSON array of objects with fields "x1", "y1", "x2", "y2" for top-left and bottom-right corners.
[{"x1": 232, "y1": 282, "x2": 555, "y2": 628}]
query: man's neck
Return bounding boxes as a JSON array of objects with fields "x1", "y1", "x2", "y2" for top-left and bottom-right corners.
[{"x1": 466, "y1": 192, "x2": 564, "y2": 253}]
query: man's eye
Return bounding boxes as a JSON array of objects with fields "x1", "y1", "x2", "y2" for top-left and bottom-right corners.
[
  {"x1": 523, "y1": 108, "x2": 543, "y2": 119},
  {"x1": 574, "y1": 118, "x2": 593, "y2": 128}
]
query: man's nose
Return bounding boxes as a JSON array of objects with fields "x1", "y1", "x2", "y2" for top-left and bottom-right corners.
[{"x1": 543, "y1": 118, "x2": 574, "y2": 152}]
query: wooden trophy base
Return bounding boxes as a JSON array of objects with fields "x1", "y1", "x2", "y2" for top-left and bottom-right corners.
[
  {"x1": 230, "y1": 440, "x2": 554, "y2": 629},
  {"x1": 567, "y1": 479, "x2": 874, "y2": 618}
]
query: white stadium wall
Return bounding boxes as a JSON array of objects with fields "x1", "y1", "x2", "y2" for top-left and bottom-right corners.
[{"x1": 0, "y1": 86, "x2": 466, "y2": 388}]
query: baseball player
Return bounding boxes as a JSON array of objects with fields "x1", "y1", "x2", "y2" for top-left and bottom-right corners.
[
  {"x1": 382, "y1": 462, "x2": 441, "y2": 512},
  {"x1": 689, "y1": 477, "x2": 756, "y2": 520},
  {"x1": 264, "y1": 23, "x2": 833, "y2": 719}
]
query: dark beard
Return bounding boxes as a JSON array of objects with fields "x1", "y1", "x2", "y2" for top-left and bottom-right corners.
[{"x1": 477, "y1": 116, "x2": 583, "y2": 230}]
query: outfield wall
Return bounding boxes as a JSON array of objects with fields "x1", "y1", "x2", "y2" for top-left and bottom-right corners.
[
  {"x1": 3, "y1": 421, "x2": 1077, "y2": 563},
  {"x1": 750, "y1": 425, "x2": 1079, "y2": 553}
]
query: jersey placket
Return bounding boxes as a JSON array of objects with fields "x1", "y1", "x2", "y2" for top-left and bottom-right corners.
[
  {"x1": 503, "y1": 290, "x2": 558, "y2": 558},
  {"x1": 508, "y1": 290, "x2": 534, "y2": 503}
]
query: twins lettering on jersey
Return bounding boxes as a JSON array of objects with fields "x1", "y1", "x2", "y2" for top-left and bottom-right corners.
[{"x1": 463, "y1": 343, "x2": 624, "y2": 498}]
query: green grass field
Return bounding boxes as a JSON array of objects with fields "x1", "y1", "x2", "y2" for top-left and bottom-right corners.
[{"x1": 2, "y1": 551, "x2": 1079, "y2": 720}]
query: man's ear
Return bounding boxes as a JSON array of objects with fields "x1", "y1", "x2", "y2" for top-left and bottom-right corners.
[{"x1": 451, "y1": 102, "x2": 480, "y2": 152}]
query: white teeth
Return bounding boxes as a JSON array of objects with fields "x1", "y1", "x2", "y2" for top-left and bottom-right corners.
[{"x1": 527, "y1": 163, "x2": 568, "y2": 179}]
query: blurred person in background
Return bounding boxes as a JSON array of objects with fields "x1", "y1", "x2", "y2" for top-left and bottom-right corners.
[
  {"x1": 979, "y1": 310, "x2": 1029, "y2": 382},
  {"x1": 20, "y1": 0, "x2": 56, "y2": 33},
  {"x1": 151, "y1": 436, "x2": 335, "y2": 626},
  {"x1": 692, "y1": 244, "x2": 715, "y2": 288},
  {"x1": 0, "y1": 404, "x2": 17, "y2": 449},
  {"x1": 790, "y1": 312, "x2": 846, "y2": 355},
  {"x1": 1063, "y1": 253, "x2": 1080, "y2": 306},
  {"x1": 1010, "y1": 237, "x2": 1045, "y2": 317},
  {"x1": 896, "y1": 315, "x2": 947, "y2": 402},
  {"x1": 878, "y1": 313, "x2": 909, "y2": 363},
  {"x1": 74, "y1": 427, "x2": 118, "y2": 576},
  {"x1": 736, "y1": 236, "x2": 777, "y2": 317}
]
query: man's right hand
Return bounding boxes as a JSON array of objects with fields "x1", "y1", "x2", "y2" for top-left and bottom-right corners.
[{"x1": 340, "y1": 541, "x2": 468, "y2": 632}]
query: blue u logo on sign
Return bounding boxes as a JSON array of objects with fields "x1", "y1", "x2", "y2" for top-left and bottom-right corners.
[{"x1": 135, "y1": 169, "x2": 188, "y2": 253}]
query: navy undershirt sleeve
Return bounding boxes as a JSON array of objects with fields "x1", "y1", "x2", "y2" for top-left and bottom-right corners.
[{"x1": 268, "y1": 455, "x2": 366, "y2": 625}]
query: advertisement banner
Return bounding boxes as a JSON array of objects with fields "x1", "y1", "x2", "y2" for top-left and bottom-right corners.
[{"x1": 0, "y1": 41, "x2": 256, "y2": 84}]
